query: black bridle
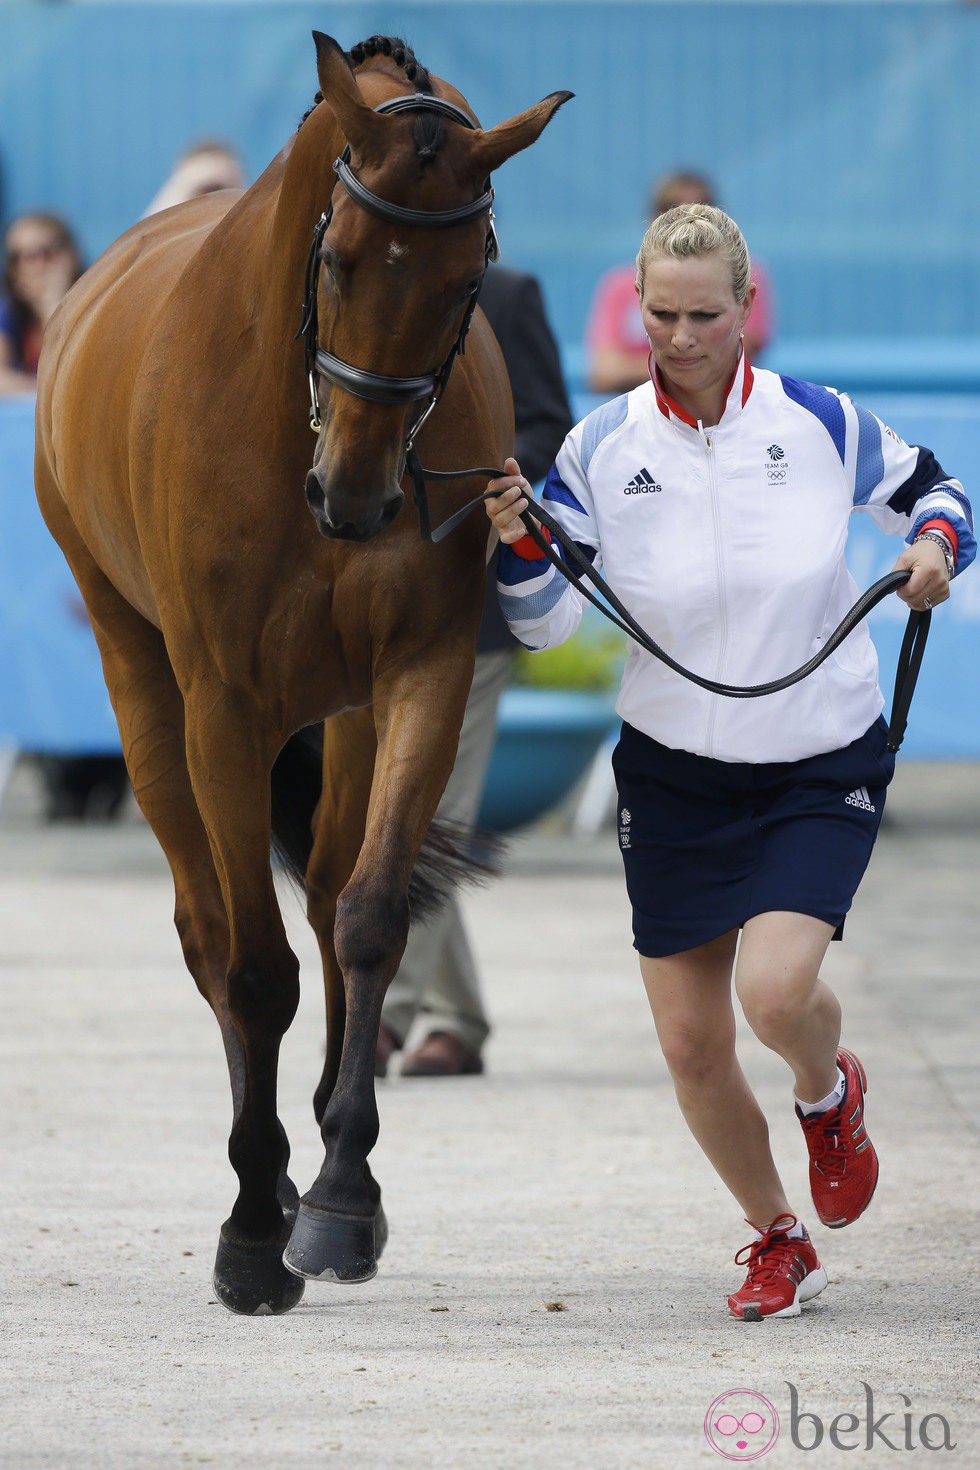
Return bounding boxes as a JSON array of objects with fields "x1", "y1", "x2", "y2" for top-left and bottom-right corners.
[
  {"x1": 295, "y1": 94, "x2": 930, "y2": 747},
  {"x1": 298, "y1": 92, "x2": 498, "y2": 454}
]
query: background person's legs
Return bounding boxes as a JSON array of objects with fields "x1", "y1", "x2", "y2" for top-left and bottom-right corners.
[{"x1": 381, "y1": 648, "x2": 513, "y2": 1069}]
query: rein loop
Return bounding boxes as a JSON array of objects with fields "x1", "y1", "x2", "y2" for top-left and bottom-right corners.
[
  {"x1": 409, "y1": 474, "x2": 930, "y2": 752},
  {"x1": 509, "y1": 493, "x2": 930, "y2": 752}
]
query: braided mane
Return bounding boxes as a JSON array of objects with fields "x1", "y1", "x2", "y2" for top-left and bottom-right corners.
[{"x1": 300, "y1": 35, "x2": 445, "y2": 161}]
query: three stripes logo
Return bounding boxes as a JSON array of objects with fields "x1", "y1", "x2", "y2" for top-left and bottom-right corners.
[
  {"x1": 845, "y1": 786, "x2": 876, "y2": 813},
  {"x1": 623, "y1": 467, "x2": 662, "y2": 495}
]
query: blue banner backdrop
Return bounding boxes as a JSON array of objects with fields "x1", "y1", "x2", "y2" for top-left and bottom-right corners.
[{"x1": 0, "y1": 397, "x2": 120, "y2": 753}]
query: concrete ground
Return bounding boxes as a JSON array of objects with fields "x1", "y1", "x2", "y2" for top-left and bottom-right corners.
[{"x1": 0, "y1": 758, "x2": 977, "y2": 1468}]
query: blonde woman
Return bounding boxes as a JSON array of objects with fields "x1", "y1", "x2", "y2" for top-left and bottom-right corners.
[{"x1": 486, "y1": 204, "x2": 973, "y2": 1320}]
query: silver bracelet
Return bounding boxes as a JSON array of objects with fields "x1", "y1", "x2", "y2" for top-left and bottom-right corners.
[{"x1": 913, "y1": 531, "x2": 955, "y2": 578}]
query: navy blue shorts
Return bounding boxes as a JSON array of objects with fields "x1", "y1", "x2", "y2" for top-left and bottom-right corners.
[{"x1": 612, "y1": 717, "x2": 895, "y2": 957}]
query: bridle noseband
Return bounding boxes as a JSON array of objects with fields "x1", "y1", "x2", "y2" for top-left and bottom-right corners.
[{"x1": 298, "y1": 92, "x2": 499, "y2": 444}]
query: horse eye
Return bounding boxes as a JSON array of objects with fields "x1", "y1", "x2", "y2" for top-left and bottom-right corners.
[{"x1": 320, "y1": 247, "x2": 341, "y2": 285}]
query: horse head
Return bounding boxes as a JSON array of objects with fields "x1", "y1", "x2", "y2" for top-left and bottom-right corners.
[{"x1": 301, "y1": 33, "x2": 571, "y2": 542}]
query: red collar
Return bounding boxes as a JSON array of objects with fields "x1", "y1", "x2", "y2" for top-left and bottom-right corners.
[{"x1": 651, "y1": 348, "x2": 754, "y2": 428}]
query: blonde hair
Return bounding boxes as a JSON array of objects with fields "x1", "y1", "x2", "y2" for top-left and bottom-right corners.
[{"x1": 635, "y1": 203, "x2": 751, "y2": 304}]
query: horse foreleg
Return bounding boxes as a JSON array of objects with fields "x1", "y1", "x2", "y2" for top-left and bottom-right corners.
[
  {"x1": 284, "y1": 672, "x2": 469, "y2": 1284},
  {"x1": 302, "y1": 709, "x2": 391, "y2": 1275},
  {"x1": 181, "y1": 687, "x2": 306, "y2": 1313},
  {"x1": 308, "y1": 709, "x2": 377, "y2": 1126},
  {"x1": 31, "y1": 510, "x2": 305, "y2": 1315}
]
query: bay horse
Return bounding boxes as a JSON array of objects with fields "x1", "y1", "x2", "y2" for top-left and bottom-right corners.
[{"x1": 34, "y1": 31, "x2": 570, "y2": 1315}]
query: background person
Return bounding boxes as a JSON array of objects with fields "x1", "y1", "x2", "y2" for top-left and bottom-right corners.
[
  {"x1": 486, "y1": 203, "x2": 973, "y2": 1318},
  {"x1": 1, "y1": 212, "x2": 132, "y2": 820},
  {"x1": 142, "y1": 138, "x2": 246, "y2": 217},
  {"x1": 0, "y1": 211, "x2": 81, "y2": 395},
  {"x1": 378, "y1": 260, "x2": 574, "y2": 1078},
  {"x1": 585, "y1": 169, "x2": 774, "y2": 395}
]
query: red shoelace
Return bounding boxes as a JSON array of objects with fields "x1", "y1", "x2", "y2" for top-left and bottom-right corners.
[
  {"x1": 733, "y1": 1213, "x2": 804, "y2": 1283},
  {"x1": 798, "y1": 1108, "x2": 849, "y2": 1176}
]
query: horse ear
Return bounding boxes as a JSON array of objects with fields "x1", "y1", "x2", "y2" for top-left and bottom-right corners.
[
  {"x1": 312, "y1": 30, "x2": 386, "y2": 159},
  {"x1": 468, "y1": 91, "x2": 574, "y2": 177}
]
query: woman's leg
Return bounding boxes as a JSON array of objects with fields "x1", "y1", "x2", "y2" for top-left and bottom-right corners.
[
  {"x1": 640, "y1": 930, "x2": 794, "y2": 1226},
  {"x1": 734, "y1": 911, "x2": 840, "y2": 1104},
  {"x1": 736, "y1": 910, "x2": 879, "y2": 1230}
]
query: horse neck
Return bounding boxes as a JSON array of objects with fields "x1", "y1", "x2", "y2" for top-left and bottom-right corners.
[{"x1": 267, "y1": 112, "x2": 345, "y2": 325}]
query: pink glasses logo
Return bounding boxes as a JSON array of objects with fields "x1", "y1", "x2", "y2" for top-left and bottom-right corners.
[{"x1": 704, "y1": 1389, "x2": 780, "y2": 1461}]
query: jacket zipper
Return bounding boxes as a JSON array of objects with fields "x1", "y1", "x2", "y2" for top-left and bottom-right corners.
[{"x1": 701, "y1": 423, "x2": 726, "y2": 757}]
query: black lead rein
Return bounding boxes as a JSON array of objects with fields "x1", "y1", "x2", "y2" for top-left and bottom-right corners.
[
  {"x1": 408, "y1": 467, "x2": 930, "y2": 754},
  {"x1": 296, "y1": 83, "x2": 928, "y2": 753}
]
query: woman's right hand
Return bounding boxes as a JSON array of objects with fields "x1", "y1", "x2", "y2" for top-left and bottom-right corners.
[{"x1": 485, "y1": 457, "x2": 533, "y2": 544}]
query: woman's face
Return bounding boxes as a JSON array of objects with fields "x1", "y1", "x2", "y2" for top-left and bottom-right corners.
[
  {"x1": 639, "y1": 250, "x2": 752, "y2": 412},
  {"x1": 4, "y1": 218, "x2": 76, "y2": 305}
]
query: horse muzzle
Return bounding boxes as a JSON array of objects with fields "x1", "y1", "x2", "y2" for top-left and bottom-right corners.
[{"x1": 305, "y1": 470, "x2": 404, "y2": 542}]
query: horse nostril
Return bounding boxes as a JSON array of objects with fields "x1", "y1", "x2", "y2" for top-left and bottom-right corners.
[
  {"x1": 378, "y1": 490, "x2": 404, "y2": 531},
  {"x1": 305, "y1": 470, "x2": 326, "y2": 517}
]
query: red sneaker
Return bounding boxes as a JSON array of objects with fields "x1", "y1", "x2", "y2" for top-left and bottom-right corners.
[
  {"x1": 797, "y1": 1048, "x2": 879, "y2": 1228},
  {"x1": 728, "y1": 1215, "x2": 828, "y2": 1321}
]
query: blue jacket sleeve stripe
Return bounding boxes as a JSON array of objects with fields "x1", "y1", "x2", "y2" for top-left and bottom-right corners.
[
  {"x1": 541, "y1": 465, "x2": 589, "y2": 517},
  {"x1": 885, "y1": 446, "x2": 952, "y2": 515},
  {"x1": 497, "y1": 536, "x2": 598, "y2": 587},
  {"x1": 852, "y1": 403, "x2": 886, "y2": 506},
  {"x1": 780, "y1": 376, "x2": 847, "y2": 466},
  {"x1": 909, "y1": 486, "x2": 976, "y2": 569},
  {"x1": 499, "y1": 576, "x2": 570, "y2": 624},
  {"x1": 580, "y1": 395, "x2": 630, "y2": 473}
]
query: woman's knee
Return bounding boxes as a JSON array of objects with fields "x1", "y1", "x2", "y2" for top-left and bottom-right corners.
[
  {"x1": 656, "y1": 1017, "x2": 736, "y2": 1091},
  {"x1": 735, "y1": 913, "x2": 836, "y2": 1045},
  {"x1": 736, "y1": 966, "x2": 824, "y2": 1047},
  {"x1": 641, "y1": 936, "x2": 739, "y2": 1089}
]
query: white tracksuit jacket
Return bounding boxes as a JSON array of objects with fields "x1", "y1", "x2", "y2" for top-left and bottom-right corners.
[{"x1": 497, "y1": 355, "x2": 975, "y2": 764}]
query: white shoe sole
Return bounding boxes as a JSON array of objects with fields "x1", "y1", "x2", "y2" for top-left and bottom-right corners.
[{"x1": 736, "y1": 1264, "x2": 829, "y2": 1322}]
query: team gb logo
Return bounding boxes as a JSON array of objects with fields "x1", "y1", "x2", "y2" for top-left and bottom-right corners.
[{"x1": 766, "y1": 444, "x2": 788, "y2": 483}]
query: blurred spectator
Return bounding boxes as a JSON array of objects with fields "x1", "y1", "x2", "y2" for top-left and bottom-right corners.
[
  {"x1": 0, "y1": 212, "x2": 81, "y2": 396},
  {"x1": 1, "y1": 211, "x2": 132, "y2": 819},
  {"x1": 143, "y1": 138, "x2": 246, "y2": 217},
  {"x1": 585, "y1": 169, "x2": 774, "y2": 394}
]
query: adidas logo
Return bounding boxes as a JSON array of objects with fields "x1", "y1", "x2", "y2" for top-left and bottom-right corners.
[
  {"x1": 845, "y1": 786, "x2": 875, "y2": 812},
  {"x1": 623, "y1": 468, "x2": 662, "y2": 495}
]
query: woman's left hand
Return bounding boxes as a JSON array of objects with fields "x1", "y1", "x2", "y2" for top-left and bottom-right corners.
[{"x1": 892, "y1": 539, "x2": 950, "y2": 612}]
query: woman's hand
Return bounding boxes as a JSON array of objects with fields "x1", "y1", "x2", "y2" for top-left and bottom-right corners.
[
  {"x1": 485, "y1": 457, "x2": 533, "y2": 544},
  {"x1": 893, "y1": 538, "x2": 950, "y2": 611}
]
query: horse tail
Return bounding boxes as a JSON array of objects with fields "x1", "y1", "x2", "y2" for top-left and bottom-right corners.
[
  {"x1": 270, "y1": 727, "x2": 322, "y2": 893},
  {"x1": 270, "y1": 726, "x2": 502, "y2": 917},
  {"x1": 408, "y1": 818, "x2": 503, "y2": 922}
]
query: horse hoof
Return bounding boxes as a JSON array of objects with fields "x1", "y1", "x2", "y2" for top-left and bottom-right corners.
[
  {"x1": 212, "y1": 1221, "x2": 306, "y2": 1315},
  {"x1": 283, "y1": 1202, "x2": 384, "y2": 1283},
  {"x1": 374, "y1": 1200, "x2": 389, "y2": 1260}
]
